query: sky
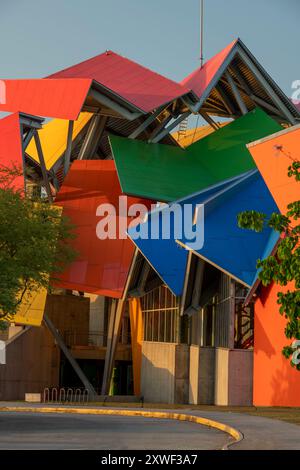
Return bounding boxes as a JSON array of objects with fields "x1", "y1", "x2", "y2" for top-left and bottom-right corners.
[{"x1": 0, "y1": 0, "x2": 299, "y2": 98}]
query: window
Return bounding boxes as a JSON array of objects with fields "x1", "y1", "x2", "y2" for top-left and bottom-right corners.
[{"x1": 141, "y1": 286, "x2": 180, "y2": 343}]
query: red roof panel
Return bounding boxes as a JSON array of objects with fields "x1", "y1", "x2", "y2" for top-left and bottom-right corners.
[
  {"x1": 0, "y1": 79, "x2": 92, "y2": 120},
  {"x1": 54, "y1": 160, "x2": 152, "y2": 297},
  {"x1": 181, "y1": 39, "x2": 238, "y2": 98},
  {"x1": 48, "y1": 50, "x2": 190, "y2": 113}
]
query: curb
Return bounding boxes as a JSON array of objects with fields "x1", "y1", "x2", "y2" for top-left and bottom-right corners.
[{"x1": 0, "y1": 406, "x2": 243, "y2": 450}]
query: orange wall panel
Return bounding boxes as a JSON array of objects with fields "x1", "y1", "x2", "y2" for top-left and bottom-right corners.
[
  {"x1": 0, "y1": 79, "x2": 91, "y2": 120},
  {"x1": 54, "y1": 160, "x2": 151, "y2": 298},
  {"x1": 248, "y1": 125, "x2": 300, "y2": 218},
  {"x1": 0, "y1": 113, "x2": 24, "y2": 190},
  {"x1": 254, "y1": 282, "x2": 300, "y2": 406}
]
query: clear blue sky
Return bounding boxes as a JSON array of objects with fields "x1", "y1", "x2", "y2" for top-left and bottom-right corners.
[{"x1": 0, "y1": 0, "x2": 299, "y2": 97}]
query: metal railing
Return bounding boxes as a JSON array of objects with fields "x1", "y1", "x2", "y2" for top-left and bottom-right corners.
[
  {"x1": 63, "y1": 330, "x2": 131, "y2": 348},
  {"x1": 43, "y1": 387, "x2": 90, "y2": 404}
]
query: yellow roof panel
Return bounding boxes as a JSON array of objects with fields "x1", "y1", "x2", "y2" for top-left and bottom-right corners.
[
  {"x1": 173, "y1": 122, "x2": 230, "y2": 148},
  {"x1": 27, "y1": 112, "x2": 92, "y2": 170},
  {"x1": 12, "y1": 287, "x2": 47, "y2": 326}
]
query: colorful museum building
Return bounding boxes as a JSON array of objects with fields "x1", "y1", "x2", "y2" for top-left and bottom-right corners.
[{"x1": 0, "y1": 38, "x2": 299, "y2": 407}]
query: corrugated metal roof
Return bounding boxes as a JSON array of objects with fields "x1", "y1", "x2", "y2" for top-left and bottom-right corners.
[
  {"x1": 181, "y1": 39, "x2": 237, "y2": 98},
  {"x1": 181, "y1": 38, "x2": 300, "y2": 122},
  {"x1": 48, "y1": 50, "x2": 191, "y2": 113}
]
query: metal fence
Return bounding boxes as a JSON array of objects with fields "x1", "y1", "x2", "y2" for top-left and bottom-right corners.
[
  {"x1": 43, "y1": 387, "x2": 90, "y2": 404},
  {"x1": 63, "y1": 328, "x2": 131, "y2": 348}
]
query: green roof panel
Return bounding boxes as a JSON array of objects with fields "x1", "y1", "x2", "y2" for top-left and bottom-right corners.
[{"x1": 110, "y1": 108, "x2": 282, "y2": 202}]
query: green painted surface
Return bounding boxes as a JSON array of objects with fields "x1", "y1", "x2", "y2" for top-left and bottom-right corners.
[{"x1": 110, "y1": 108, "x2": 282, "y2": 201}]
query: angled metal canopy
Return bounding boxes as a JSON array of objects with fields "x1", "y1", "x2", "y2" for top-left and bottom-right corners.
[
  {"x1": 127, "y1": 173, "x2": 250, "y2": 296},
  {"x1": 176, "y1": 170, "x2": 280, "y2": 288},
  {"x1": 181, "y1": 38, "x2": 300, "y2": 124},
  {"x1": 48, "y1": 49, "x2": 194, "y2": 114},
  {"x1": 0, "y1": 79, "x2": 92, "y2": 120},
  {"x1": 54, "y1": 160, "x2": 152, "y2": 297},
  {"x1": 110, "y1": 108, "x2": 282, "y2": 202}
]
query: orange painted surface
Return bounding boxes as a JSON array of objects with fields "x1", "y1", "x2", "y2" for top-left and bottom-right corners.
[
  {"x1": 0, "y1": 79, "x2": 91, "y2": 120},
  {"x1": 248, "y1": 125, "x2": 300, "y2": 218},
  {"x1": 0, "y1": 113, "x2": 24, "y2": 191},
  {"x1": 254, "y1": 282, "x2": 300, "y2": 406},
  {"x1": 54, "y1": 160, "x2": 151, "y2": 298},
  {"x1": 129, "y1": 298, "x2": 143, "y2": 396}
]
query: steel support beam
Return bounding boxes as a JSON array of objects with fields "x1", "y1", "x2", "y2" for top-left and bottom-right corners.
[
  {"x1": 89, "y1": 88, "x2": 142, "y2": 121},
  {"x1": 225, "y1": 70, "x2": 247, "y2": 115},
  {"x1": 151, "y1": 111, "x2": 191, "y2": 143},
  {"x1": 229, "y1": 64, "x2": 284, "y2": 118},
  {"x1": 33, "y1": 132, "x2": 53, "y2": 203},
  {"x1": 44, "y1": 313, "x2": 97, "y2": 397},
  {"x1": 78, "y1": 114, "x2": 101, "y2": 160},
  {"x1": 191, "y1": 258, "x2": 205, "y2": 310},
  {"x1": 129, "y1": 106, "x2": 166, "y2": 139},
  {"x1": 215, "y1": 84, "x2": 236, "y2": 115},
  {"x1": 101, "y1": 298, "x2": 125, "y2": 395},
  {"x1": 148, "y1": 114, "x2": 172, "y2": 142},
  {"x1": 19, "y1": 124, "x2": 28, "y2": 196},
  {"x1": 23, "y1": 128, "x2": 35, "y2": 151},
  {"x1": 237, "y1": 50, "x2": 297, "y2": 124},
  {"x1": 101, "y1": 249, "x2": 139, "y2": 395},
  {"x1": 63, "y1": 120, "x2": 74, "y2": 176},
  {"x1": 87, "y1": 115, "x2": 108, "y2": 158},
  {"x1": 200, "y1": 111, "x2": 219, "y2": 130}
]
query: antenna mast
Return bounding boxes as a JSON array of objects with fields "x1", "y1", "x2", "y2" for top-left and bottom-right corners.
[{"x1": 200, "y1": 0, "x2": 204, "y2": 67}]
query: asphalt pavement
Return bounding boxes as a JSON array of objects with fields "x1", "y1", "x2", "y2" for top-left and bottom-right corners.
[{"x1": 0, "y1": 411, "x2": 229, "y2": 450}]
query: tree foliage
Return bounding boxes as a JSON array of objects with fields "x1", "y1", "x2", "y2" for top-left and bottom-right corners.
[
  {"x1": 0, "y1": 166, "x2": 76, "y2": 328},
  {"x1": 238, "y1": 161, "x2": 300, "y2": 370}
]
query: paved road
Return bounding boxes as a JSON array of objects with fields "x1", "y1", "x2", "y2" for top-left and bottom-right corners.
[
  {"x1": 186, "y1": 410, "x2": 300, "y2": 450},
  {"x1": 0, "y1": 412, "x2": 229, "y2": 450}
]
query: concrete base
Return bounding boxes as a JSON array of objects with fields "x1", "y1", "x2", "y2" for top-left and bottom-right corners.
[
  {"x1": 215, "y1": 348, "x2": 253, "y2": 406},
  {"x1": 141, "y1": 342, "x2": 189, "y2": 404},
  {"x1": 189, "y1": 346, "x2": 215, "y2": 405},
  {"x1": 25, "y1": 393, "x2": 41, "y2": 403}
]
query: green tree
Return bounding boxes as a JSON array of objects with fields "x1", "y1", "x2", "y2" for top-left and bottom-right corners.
[
  {"x1": 0, "y1": 166, "x2": 76, "y2": 328},
  {"x1": 238, "y1": 161, "x2": 300, "y2": 370}
]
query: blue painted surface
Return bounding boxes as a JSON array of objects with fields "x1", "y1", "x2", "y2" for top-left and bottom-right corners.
[
  {"x1": 127, "y1": 172, "x2": 251, "y2": 295},
  {"x1": 178, "y1": 171, "x2": 280, "y2": 287}
]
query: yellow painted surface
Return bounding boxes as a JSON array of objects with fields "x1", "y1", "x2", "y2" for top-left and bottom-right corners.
[
  {"x1": 12, "y1": 287, "x2": 47, "y2": 326},
  {"x1": 173, "y1": 122, "x2": 230, "y2": 148},
  {"x1": 27, "y1": 112, "x2": 92, "y2": 170},
  {"x1": 129, "y1": 298, "x2": 143, "y2": 396}
]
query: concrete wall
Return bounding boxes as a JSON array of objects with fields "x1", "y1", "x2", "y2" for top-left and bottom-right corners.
[
  {"x1": 189, "y1": 346, "x2": 215, "y2": 405},
  {"x1": 141, "y1": 342, "x2": 253, "y2": 406},
  {"x1": 215, "y1": 348, "x2": 253, "y2": 406},
  {"x1": 141, "y1": 342, "x2": 189, "y2": 404}
]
